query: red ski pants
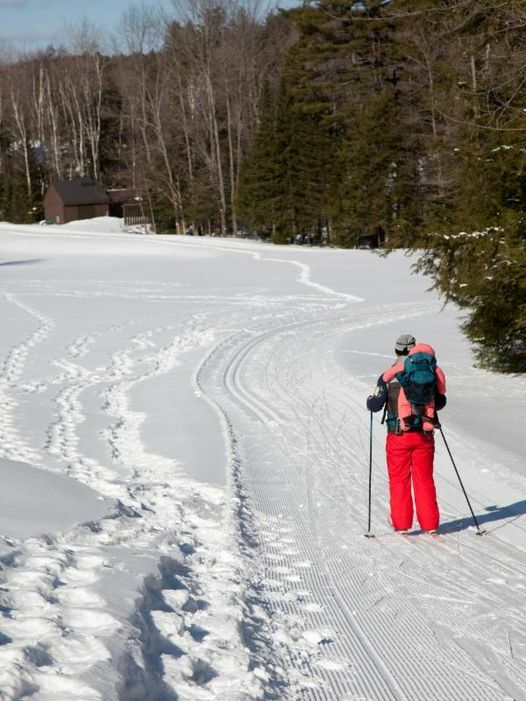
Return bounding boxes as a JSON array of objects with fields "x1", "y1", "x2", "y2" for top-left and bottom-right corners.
[{"x1": 386, "y1": 431, "x2": 439, "y2": 531}]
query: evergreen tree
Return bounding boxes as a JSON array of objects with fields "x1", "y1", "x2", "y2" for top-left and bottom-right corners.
[
  {"x1": 273, "y1": 80, "x2": 334, "y2": 242},
  {"x1": 99, "y1": 71, "x2": 125, "y2": 184},
  {"x1": 237, "y1": 82, "x2": 284, "y2": 238},
  {"x1": 404, "y1": 1, "x2": 526, "y2": 370},
  {"x1": 280, "y1": 0, "x2": 418, "y2": 245},
  {"x1": 0, "y1": 139, "x2": 43, "y2": 224}
]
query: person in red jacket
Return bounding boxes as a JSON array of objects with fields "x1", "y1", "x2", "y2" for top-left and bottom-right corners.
[
  {"x1": 366, "y1": 334, "x2": 446, "y2": 534},
  {"x1": 381, "y1": 342, "x2": 446, "y2": 433}
]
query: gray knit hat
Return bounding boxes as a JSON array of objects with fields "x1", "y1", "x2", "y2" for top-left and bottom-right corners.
[{"x1": 395, "y1": 334, "x2": 416, "y2": 354}]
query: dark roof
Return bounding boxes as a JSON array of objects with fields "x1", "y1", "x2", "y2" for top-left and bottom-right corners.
[
  {"x1": 50, "y1": 179, "x2": 109, "y2": 206},
  {"x1": 107, "y1": 188, "x2": 136, "y2": 204}
]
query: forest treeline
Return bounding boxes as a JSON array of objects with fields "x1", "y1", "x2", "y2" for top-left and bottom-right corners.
[{"x1": 0, "y1": 0, "x2": 525, "y2": 370}]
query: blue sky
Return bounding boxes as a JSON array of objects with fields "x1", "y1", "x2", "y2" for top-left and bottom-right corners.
[
  {"x1": 0, "y1": 0, "x2": 171, "y2": 50},
  {"x1": 0, "y1": 0, "x2": 297, "y2": 51}
]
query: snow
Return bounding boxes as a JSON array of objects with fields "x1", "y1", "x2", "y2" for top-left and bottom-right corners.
[
  {"x1": 0, "y1": 458, "x2": 109, "y2": 545},
  {"x1": 0, "y1": 216, "x2": 525, "y2": 700}
]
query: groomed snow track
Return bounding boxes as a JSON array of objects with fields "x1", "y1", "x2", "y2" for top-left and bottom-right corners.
[
  {"x1": 0, "y1": 227, "x2": 525, "y2": 700},
  {"x1": 198, "y1": 303, "x2": 526, "y2": 701}
]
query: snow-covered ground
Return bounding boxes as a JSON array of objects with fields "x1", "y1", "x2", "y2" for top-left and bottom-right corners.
[{"x1": 0, "y1": 217, "x2": 525, "y2": 701}]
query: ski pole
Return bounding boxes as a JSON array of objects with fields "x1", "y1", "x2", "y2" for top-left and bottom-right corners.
[
  {"x1": 438, "y1": 425, "x2": 486, "y2": 536},
  {"x1": 365, "y1": 411, "x2": 375, "y2": 538}
]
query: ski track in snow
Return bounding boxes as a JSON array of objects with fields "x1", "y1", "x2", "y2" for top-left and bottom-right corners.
[
  {"x1": 0, "y1": 229, "x2": 525, "y2": 700},
  {"x1": 197, "y1": 297, "x2": 526, "y2": 700}
]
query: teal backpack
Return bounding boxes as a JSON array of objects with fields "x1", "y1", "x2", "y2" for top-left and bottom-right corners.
[{"x1": 396, "y1": 351, "x2": 437, "y2": 416}]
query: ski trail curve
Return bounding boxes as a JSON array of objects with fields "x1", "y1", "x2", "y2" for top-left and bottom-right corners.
[{"x1": 197, "y1": 303, "x2": 526, "y2": 700}]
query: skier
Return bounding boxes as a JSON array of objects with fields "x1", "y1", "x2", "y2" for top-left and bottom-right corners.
[
  {"x1": 366, "y1": 334, "x2": 447, "y2": 534},
  {"x1": 381, "y1": 342, "x2": 446, "y2": 433}
]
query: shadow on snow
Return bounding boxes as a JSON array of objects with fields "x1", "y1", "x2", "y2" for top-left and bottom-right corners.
[
  {"x1": 0, "y1": 259, "x2": 45, "y2": 267},
  {"x1": 439, "y1": 500, "x2": 526, "y2": 534}
]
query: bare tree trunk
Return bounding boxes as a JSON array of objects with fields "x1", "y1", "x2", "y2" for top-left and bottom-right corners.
[
  {"x1": 61, "y1": 77, "x2": 85, "y2": 176},
  {"x1": 425, "y1": 57, "x2": 438, "y2": 140},
  {"x1": 11, "y1": 92, "x2": 32, "y2": 199},
  {"x1": 177, "y1": 74, "x2": 194, "y2": 184},
  {"x1": 32, "y1": 64, "x2": 45, "y2": 149},
  {"x1": 205, "y1": 72, "x2": 227, "y2": 234},
  {"x1": 150, "y1": 100, "x2": 185, "y2": 232},
  {"x1": 470, "y1": 53, "x2": 479, "y2": 120},
  {"x1": 225, "y1": 93, "x2": 237, "y2": 235},
  {"x1": 89, "y1": 53, "x2": 105, "y2": 179},
  {"x1": 44, "y1": 69, "x2": 62, "y2": 178}
]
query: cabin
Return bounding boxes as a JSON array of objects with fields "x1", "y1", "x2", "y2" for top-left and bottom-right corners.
[
  {"x1": 107, "y1": 188, "x2": 137, "y2": 218},
  {"x1": 43, "y1": 179, "x2": 110, "y2": 224}
]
